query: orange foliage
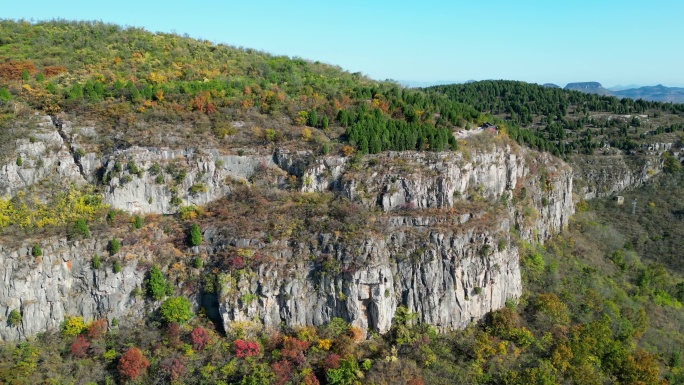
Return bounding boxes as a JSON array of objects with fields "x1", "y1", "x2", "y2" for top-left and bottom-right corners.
[
  {"x1": 340, "y1": 145, "x2": 355, "y2": 157},
  {"x1": 86, "y1": 318, "x2": 108, "y2": 339},
  {"x1": 0, "y1": 60, "x2": 37, "y2": 79},
  {"x1": 241, "y1": 98, "x2": 254, "y2": 110},
  {"x1": 43, "y1": 65, "x2": 67, "y2": 77},
  {"x1": 118, "y1": 347, "x2": 150, "y2": 381},
  {"x1": 348, "y1": 326, "x2": 363, "y2": 341}
]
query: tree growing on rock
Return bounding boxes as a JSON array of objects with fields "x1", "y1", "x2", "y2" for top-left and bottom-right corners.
[
  {"x1": 8, "y1": 309, "x2": 21, "y2": 327},
  {"x1": 188, "y1": 223, "x2": 202, "y2": 247},
  {"x1": 146, "y1": 265, "x2": 171, "y2": 301}
]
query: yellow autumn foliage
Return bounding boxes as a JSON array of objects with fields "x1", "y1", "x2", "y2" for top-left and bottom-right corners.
[{"x1": 0, "y1": 186, "x2": 107, "y2": 229}]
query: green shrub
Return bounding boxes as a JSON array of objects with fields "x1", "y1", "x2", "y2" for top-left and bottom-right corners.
[
  {"x1": 73, "y1": 218, "x2": 91, "y2": 238},
  {"x1": 31, "y1": 244, "x2": 42, "y2": 257},
  {"x1": 326, "y1": 356, "x2": 360, "y2": 385},
  {"x1": 16, "y1": 156, "x2": 22, "y2": 166},
  {"x1": 192, "y1": 257, "x2": 203, "y2": 269},
  {"x1": 109, "y1": 238, "x2": 120, "y2": 254},
  {"x1": 8, "y1": 309, "x2": 21, "y2": 327},
  {"x1": 106, "y1": 209, "x2": 116, "y2": 223},
  {"x1": 160, "y1": 296, "x2": 193, "y2": 324},
  {"x1": 148, "y1": 162, "x2": 162, "y2": 175},
  {"x1": 103, "y1": 349, "x2": 117, "y2": 362},
  {"x1": 0, "y1": 87, "x2": 11, "y2": 102},
  {"x1": 92, "y1": 254, "x2": 101, "y2": 269},
  {"x1": 132, "y1": 215, "x2": 143, "y2": 229},
  {"x1": 498, "y1": 239, "x2": 507, "y2": 252},
  {"x1": 188, "y1": 223, "x2": 202, "y2": 246},
  {"x1": 154, "y1": 174, "x2": 164, "y2": 184},
  {"x1": 113, "y1": 260, "x2": 122, "y2": 273},
  {"x1": 127, "y1": 160, "x2": 140, "y2": 176},
  {"x1": 146, "y1": 265, "x2": 171, "y2": 301},
  {"x1": 189, "y1": 183, "x2": 208, "y2": 196}
]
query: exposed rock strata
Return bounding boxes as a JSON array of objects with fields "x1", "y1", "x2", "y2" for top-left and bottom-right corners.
[{"x1": 1, "y1": 122, "x2": 577, "y2": 341}]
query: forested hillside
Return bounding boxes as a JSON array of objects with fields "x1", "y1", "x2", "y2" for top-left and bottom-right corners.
[
  {"x1": 0, "y1": 20, "x2": 477, "y2": 155},
  {"x1": 427, "y1": 81, "x2": 684, "y2": 158}
]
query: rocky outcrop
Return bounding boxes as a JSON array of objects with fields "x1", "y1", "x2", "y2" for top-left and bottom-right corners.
[
  {"x1": 0, "y1": 123, "x2": 576, "y2": 341},
  {"x1": 0, "y1": 116, "x2": 85, "y2": 197},
  {"x1": 215, "y1": 138, "x2": 573, "y2": 335},
  {"x1": 215, "y1": 214, "x2": 520, "y2": 334},
  {"x1": 101, "y1": 147, "x2": 276, "y2": 214},
  {"x1": 0, "y1": 238, "x2": 147, "y2": 342},
  {"x1": 289, "y1": 140, "x2": 573, "y2": 243},
  {"x1": 572, "y1": 141, "x2": 683, "y2": 200}
]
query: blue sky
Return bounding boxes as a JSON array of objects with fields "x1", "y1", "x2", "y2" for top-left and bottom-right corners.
[{"x1": 4, "y1": 0, "x2": 684, "y2": 87}]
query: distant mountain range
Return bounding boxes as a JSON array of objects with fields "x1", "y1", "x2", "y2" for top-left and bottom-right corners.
[
  {"x1": 561, "y1": 82, "x2": 684, "y2": 103},
  {"x1": 406, "y1": 80, "x2": 684, "y2": 103}
]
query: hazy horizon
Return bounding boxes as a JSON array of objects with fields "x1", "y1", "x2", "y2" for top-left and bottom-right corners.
[{"x1": 4, "y1": 0, "x2": 684, "y2": 88}]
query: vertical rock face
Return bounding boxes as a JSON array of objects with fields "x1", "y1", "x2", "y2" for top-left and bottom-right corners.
[
  {"x1": 572, "y1": 143, "x2": 683, "y2": 200},
  {"x1": 217, "y1": 139, "x2": 573, "y2": 335},
  {"x1": 0, "y1": 126, "x2": 575, "y2": 341},
  {"x1": 0, "y1": 239, "x2": 146, "y2": 342},
  {"x1": 101, "y1": 147, "x2": 276, "y2": 214},
  {"x1": 216, "y1": 219, "x2": 521, "y2": 335},
  {"x1": 0, "y1": 116, "x2": 85, "y2": 196}
]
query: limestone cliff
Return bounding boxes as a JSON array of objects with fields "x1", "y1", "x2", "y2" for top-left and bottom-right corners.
[
  {"x1": 0, "y1": 120, "x2": 575, "y2": 341},
  {"x1": 0, "y1": 238, "x2": 147, "y2": 341},
  {"x1": 572, "y1": 141, "x2": 683, "y2": 200}
]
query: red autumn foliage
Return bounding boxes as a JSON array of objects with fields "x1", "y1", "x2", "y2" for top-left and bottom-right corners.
[
  {"x1": 118, "y1": 347, "x2": 150, "y2": 381},
  {"x1": 227, "y1": 255, "x2": 245, "y2": 270},
  {"x1": 281, "y1": 337, "x2": 310, "y2": 365},
  {"x1": 206, "y1": 102, "x2": 217, "y2": 115},
  {"x1": 234, "y1": 339, "x2": 260, "y2": 358},
  {"x1": 407, "y1": 377, "x2": 426, "y2": 385},
  {"x1": 70, "y1": 335, "x2": 90, "y2": 358},
  {"x1": 190, "y1": 326, "x2": 210, "y2": 351},
  {"x1": 166, "y1": 322, "x2": 182, "y2": 348},
  {"x1": 323, "y1": 353, "x2": 341, "y2": 370},
  {"x1": 161, "y1": 355, "x2": 187, "y2": 381},
  {"x1": 271, "y1": 360, "x2": 293, "y2": 385},
  {"x1": 86, "y1": 318, "x2": 108, "y2": 340}
]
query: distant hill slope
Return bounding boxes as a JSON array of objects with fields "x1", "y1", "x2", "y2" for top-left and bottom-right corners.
[
  {"x1": 565, "y1": 81, "x2": 684, "y2": 102},
  {"x1": 564, "y1": 81, "x2": 613, "y2": 95},
  {"x1": 614, "y1": 84, "x2": 684, "y2": 103}
]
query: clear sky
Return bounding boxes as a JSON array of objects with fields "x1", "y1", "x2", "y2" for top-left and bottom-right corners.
[{"x1": 3, "y1": 0, "x2": 684, "y2": 87}]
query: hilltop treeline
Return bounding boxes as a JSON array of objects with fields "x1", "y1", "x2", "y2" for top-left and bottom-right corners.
[
  {"x1": 2, "y1": 20, "x2": 684, "y2": 157},
  {"x1": 427, "y1": 81, "x2": 684, "y2": 157},
  {"x1": 0, "y1": 20, "x2": 480, "y2": 153}
]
